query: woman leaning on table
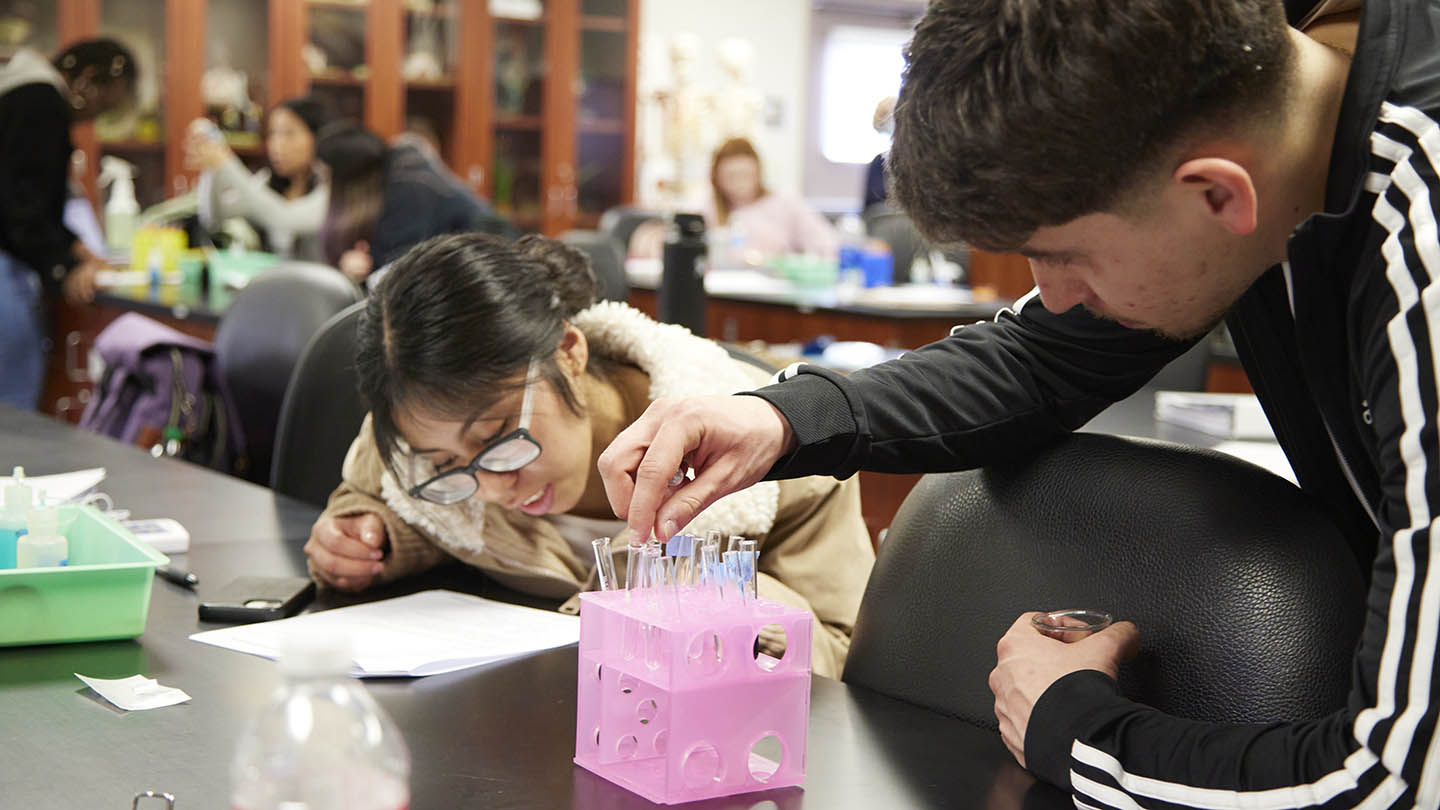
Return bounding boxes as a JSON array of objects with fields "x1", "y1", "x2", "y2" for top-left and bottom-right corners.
[{"x1": 302, "y1": 232, "x2": 874, "y2": 677}]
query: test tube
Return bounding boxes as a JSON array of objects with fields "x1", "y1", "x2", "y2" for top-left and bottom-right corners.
[
  {"x1": 704, "y1": 530, "x2": 724, "y2": 553},
  {"x1": 701, "y1": 543, "x2": 722, "y2": 599},
  {"x1": 592, "y1": 537, "x2": 617, "y2": 591},
  {"x1": 627, "y1": 543, "x2": 649, "y2": 591},
  {"x1": 728, "y1": 534, "x2": 744, "y2": 553},
  {"x1": 739, "y1": 539, "x2": 758, "y2": 600},
  {"x1": 688, "y1": 536, "x2": 705, "y2": 587},
  {"x1": 723, "y1": 551, "x2": 745, "y2": 604}
]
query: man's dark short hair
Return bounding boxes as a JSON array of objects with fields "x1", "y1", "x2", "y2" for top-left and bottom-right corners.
[{"x1": 888, "y1": 0, "x2": 1293, "y2": 251}]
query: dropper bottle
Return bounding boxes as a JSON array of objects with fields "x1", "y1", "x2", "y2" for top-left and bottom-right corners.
[
  {"x1": 0, "y1": 467, "x2": 35, "y2": 569},
  {"x1": 17, "y1": 505, "x2": 67, "y2": 568}
]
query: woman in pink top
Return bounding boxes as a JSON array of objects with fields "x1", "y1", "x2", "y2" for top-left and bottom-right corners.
[{"x1": 705, "y1": 138, "x2": 839, "y2": 260}]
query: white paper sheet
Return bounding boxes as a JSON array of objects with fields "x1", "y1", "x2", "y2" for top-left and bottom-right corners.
[
  {"x1": 76, "y1": 673, "x2": 191, "y2": 711},
  {"x1": 0, "y1": 468, "x2": 107, "y2": 507},
  {"x1": 189, "y1": 590, "x2": 581, "y2": 678}
]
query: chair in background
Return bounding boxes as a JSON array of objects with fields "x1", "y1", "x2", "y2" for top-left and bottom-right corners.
[
  {"x1": 559, "y1": 229, "x2": 629, "y2": 303},
  {"x1": 270, "y1": 302, "x2": 368, "y2": 508},
  {"x1": 865, "y1": 208, "x2": 925, "y2": 285},
  {"x1": 214, "y1": 263, "x2": 362, "y2": 487},
  {"x1": 598, "y1": 205, "x2": 663, "y2": 256},
  {"x1": 842, "y1": 432, "x2": 1365, "y2": 730}
]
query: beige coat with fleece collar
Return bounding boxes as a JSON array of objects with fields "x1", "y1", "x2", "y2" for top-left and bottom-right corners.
[{"x1": 316, "y1": 302, "x2": 874, "y2": 677}]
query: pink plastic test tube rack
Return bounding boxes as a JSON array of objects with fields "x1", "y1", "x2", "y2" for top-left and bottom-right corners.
[{"x1": 574, "y1": 588, "x2": 812, "y2": 804}]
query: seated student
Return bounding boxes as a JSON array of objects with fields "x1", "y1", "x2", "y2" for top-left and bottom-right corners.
[
  {"x1": 185, "y1": 97, "x2": 329, "y2": 260},
  {"x1": 702, "y1": 137, "x2": 839, "y2": 260},
  {"x1": 303, "y1": 232, "x2": 874, "y2": 677},
  {"x1": 313, "y1": 123, "x2": 515, "y2": 284}
]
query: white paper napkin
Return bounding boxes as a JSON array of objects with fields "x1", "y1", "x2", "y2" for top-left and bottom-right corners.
[{"x1": 75, "y1": 674, "x2": 191, "y2": 711}]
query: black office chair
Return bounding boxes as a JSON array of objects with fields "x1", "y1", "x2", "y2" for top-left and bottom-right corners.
[
  {"x1": 842, "y1": 432, "x2": 1366, "y2": 729},
  {"x1": 866, "y1": 209, "x2": 925, "y2": 285},
  {"x1": 270, "y1": 302, "x2": 369, "y2": 508},
  {"x1": 559, "y1": 229, "x2": 628, "y2": 303},
  {"x1": 597, "y1": 205, "x2": 663, "y2": 257},
  {"x1": 214, "y1": 263, "x2": 362, "y2": 487}
]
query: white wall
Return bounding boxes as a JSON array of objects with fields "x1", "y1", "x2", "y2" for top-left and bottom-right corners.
[{"x1": 637, "y1": 0, "x2": 811, "y2": 200}]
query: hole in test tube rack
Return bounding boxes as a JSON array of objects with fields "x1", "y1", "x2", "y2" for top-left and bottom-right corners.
[
  {"x1": 682, "y1": 743, "x2": 723, "y2": 787},
  {"x1": 748, "y1": 734, "x2": 784, "y2": 783},
  {"x1": 754, "y1": 623, "x2": 788, "y2": 672},
  {"x1": 636, "y1": 698, "x2": 658, "y2": 725},
  {"x1": 686, "y1": 630, "x2": 724, "y2": 676},
  {"x1": 619, "y1": 674, "x2": 638, "y2": 695},
  {"x1": 595, "y1": 662, "x2": 604, "y2": 681},
  {"x1": 593, "y1": 727, "x2": 601, "y2": 748},
  {"x1": 654, "y1": 729, "x2": 669, "y2": 754},
  {"x1": 617, "y1": 735, "x2": 639, "y2": 759}
]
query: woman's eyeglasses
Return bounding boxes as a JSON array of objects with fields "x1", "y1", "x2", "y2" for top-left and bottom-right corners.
[{"x1": 408, "y1": 359, "x2": 543, "y2": 505}]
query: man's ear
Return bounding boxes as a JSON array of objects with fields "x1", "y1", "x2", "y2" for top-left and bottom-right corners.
[{"x1": 1173, "y1": 157, "x2": 1258, "y2": 236}]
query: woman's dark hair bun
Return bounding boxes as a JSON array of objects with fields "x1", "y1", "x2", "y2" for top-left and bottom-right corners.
[{"x1": 514, "y1": 234, "x2": 596, "y2": 318}]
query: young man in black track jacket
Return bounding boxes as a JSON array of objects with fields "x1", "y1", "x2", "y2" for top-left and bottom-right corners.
[{"x1": 599, "y1": 1, "x2": 1440, "y2": 806}]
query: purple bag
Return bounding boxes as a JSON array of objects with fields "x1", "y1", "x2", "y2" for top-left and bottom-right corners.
[{"x1": 78, "y1": 312, "x2": 247, "y2": 474}]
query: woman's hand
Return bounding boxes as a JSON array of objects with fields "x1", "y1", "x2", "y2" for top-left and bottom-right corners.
[
  {"x1": 305, "y1": 512, "x2": 389, "y2": 591},
  {"x1": 183, "y1": 118, "x2": 234, "y2": 172}
]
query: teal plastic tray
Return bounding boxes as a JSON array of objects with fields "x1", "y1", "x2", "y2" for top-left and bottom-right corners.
[{"x1": 0, "y1": 505, "x2": 168, "y2": 646}]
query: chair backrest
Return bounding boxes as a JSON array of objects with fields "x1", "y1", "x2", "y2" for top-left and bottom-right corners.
[
  {"x1": 559, "y1": 229, "x2": 628, "y2": 302},
  {"x1": 865, "y1": 211, "x2": 925, "y2": 285},
  {"x1": 842, "y1": 432, "x2": 1366, "y2": 729},
  {"x1": 214, "y1": 262, "x2": 362, "y2": 487},
  {"x1": 598, "y1": 205, "x2": 663, "y2": 256},
  {"x1": 269, "y1": 302, "x2": 369, "y2": 507}
]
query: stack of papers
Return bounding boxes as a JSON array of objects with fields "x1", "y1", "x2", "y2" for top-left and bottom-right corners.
[
  {"x1": 1154, "y1": 392, "x2": 1274, "y2": 439},
  {"x1": 189, "y1": 590, "x2": 580, "y2": 678},
  {"x1": 0, "y1": 467, "x2": 107, "y2": 507}
]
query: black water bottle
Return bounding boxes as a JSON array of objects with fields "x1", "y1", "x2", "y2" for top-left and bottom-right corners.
[{"x1": 659, "y1": 212, "x2": 708, "y2": 337}]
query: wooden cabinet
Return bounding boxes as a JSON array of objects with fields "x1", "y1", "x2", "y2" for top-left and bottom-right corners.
[{"x1": 54, "y1": 0, "x2": 640, "y2": 236}]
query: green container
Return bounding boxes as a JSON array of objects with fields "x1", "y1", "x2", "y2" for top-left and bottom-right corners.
[{"x1": 0, "y1": 505, "x2": 168, "y2": 646}]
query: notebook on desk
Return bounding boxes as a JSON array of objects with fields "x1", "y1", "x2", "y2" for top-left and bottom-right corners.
[{"x1": 1154, "y1": 391, "x2": 1274, "y2": 439}]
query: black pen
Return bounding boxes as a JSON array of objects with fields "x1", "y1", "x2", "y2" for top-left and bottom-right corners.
[{"x1": 155, "y1": 565, "x2": 199, "y2": 589}]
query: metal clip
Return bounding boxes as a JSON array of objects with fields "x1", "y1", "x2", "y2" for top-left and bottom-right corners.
[{"x1": 132, "y1": 790, "x2": 176, "y2": 809}]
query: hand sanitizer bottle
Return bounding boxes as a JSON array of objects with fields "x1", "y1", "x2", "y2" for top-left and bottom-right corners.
[
  {"x1": 0, "y1": 467, "x2": 35, "y2": 569},
  {"x1": 17, "y1": 506, "x2": 67, "y2": 568}
]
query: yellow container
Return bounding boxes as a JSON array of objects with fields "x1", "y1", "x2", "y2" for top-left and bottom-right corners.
[{"x1": 0, "y1": 505, "x2": 168, "y2": 646}]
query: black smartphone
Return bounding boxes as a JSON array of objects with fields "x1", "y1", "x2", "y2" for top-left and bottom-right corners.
[{"x1": 198, "y1": 576, "x2": 316, "y2": 623}]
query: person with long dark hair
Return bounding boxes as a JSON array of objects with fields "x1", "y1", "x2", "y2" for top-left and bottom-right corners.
[
  {"x1": 303, "y1": 232, "x2": 873, "y2": 677},
  {"x1": 0, "y1": 38, "x2": 137, "y2": 408},
  {"x1": 313, "y1": 123, "x2": 514, "y2": 283},
  {"x1": 184, "y1": 96, "x2": 328, "y2": 259}
]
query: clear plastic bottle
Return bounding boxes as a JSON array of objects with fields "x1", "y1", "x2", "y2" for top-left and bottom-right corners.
[
  {"x1": 230, "y1": 633, "x2": 411, "y2": 810},
  {"x1": 16, "y1": 505, "x2": 66, "y2": 568},
  {"x1": 0, "y1": 466, "x2": 34, "y2": 569}
]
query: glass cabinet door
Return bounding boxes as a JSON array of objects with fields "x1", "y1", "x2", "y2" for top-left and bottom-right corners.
[
  {"x1": 575, "y1": 0, "x2": 629, "y2": 226},
  {"x1": 0, "y1": 1, "x2": 57, "y2": 62},
  {"x1": 99, "y1": 0, "x2": 167, "y2": 207},
  {"x1": 491, "y1": 1, "x2": 546, "y2": 230},
  {"x1": 306, "y1": 0, "x2": 368, "y2": 125},
  {"x1": 401, "y1": 0, "x2": 459, "y2": 164},
  {"x1": 206, "y1": 0, "x2": 269, "y2": 171}
]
